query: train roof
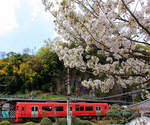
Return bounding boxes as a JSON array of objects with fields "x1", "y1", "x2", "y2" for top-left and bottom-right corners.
[
  {"x1": 0, "y1": 98, "x2": 131, "y2": 105},
  {"x1": 16, "y1": 102, "x2": 108, "y2": 104}
]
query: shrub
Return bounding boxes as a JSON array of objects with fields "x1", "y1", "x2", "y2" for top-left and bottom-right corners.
[
  {"x1": 72, "y1": 117, "x2": 92, "y2": 125},
  {"x1": 0, "y1": 121, "x2": 11, "y2": 125},
  {"x1": 57, "y1": 117, "x2": 92, "y2": 125},
  {"x1": 58, "y1": 118, "x2": 67, "y2": 125},
  {"x1": 79, "y1": 120, "x2": 92, "y2": 125},
  {"x1": 122, "y1": 110, "x2": 135, "y2": 118},
  {"x1": 106, "y1": 106, "x2": 122, "y2": 119},
  {"x1": 72, "y1": 116, "x2": 81, "y2": 125},
  {"x1": 23, "y1": 122, "x2": 36, "y2": 125},
  {"x1": 40, "y1": 117, "x2": 52, "y2": 125},
  {"x1": 106, "y1": 105, "x2": 135, "y2": 122}
]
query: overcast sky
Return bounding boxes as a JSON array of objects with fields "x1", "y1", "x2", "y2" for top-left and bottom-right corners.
[{"x1": 0, "y1": 0, "x2": 54, "y2": 53}]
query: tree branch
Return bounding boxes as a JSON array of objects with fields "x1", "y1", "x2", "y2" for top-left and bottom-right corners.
[
  {"x1": 121, "y1": 0, "x2": 150, "y2": 36},
  {"x1": 125, "y1": 37, "x2": 150, "y2": 46},
  {"x1": 75, "y1": 0, "x2": 98, "y2": 18},
  {"x1": 116, "y1": 16, "x2": 129, "y2": 23},
  {"x1": 132, "y1": 78, "x2": 150, "y2": 88},
  {"x1": 129, "y1": 53, "x2": 150, "y2": 60}
]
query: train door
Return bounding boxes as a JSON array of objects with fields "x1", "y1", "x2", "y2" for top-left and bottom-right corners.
[
  {"x1": 69, "y1": 106, "x2": 72, "y2": 116},
  {"x1": 21, "y1": 105, "x2": 25, "y2": 117},
  {"x1": 96, "y1": 106, "x2": 101, "y2": 116},
  {"x1": 31, "y1": 106, "x2": 38, "y2": 118}
]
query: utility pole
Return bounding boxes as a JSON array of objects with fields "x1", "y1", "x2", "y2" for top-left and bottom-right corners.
[{"x1": 67, "y1": 68, "x2": 71, "y2": 125}]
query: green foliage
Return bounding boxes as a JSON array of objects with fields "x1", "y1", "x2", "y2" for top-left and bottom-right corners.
[
  {"x1": 0, "y1": 121, "x2": 11, "y2": 125},
  {"x1": 0, "y1": 40, "x2": 65, "y2": 94},
  {"x1": 58, "y1": 117, "x2": 92, "y2": 125},
  {"x1": 71, "y1": 86, "x2": 75, "y2": 93},
  {"x1": 136, "y1": 44, "x2": 150, "y2": 52},
  {"x1": 41, "y1": 84, "x2": 50, "y2": 92},
  {"x1": 58, "y1": 118, "x2": 67, "y2": 125},
  {"x1": 23, "y1": 122, "x2": 36, "y2": 125},
  {"x1": 106, "y1": 106, "x2": 134, "y2": 120},
  {"x1": 106, "y1": 106, "x2": 122, "y2": 119},
  {"x1": 79, "y1": 120, "x2": 92, "y2": 125},
  {"x1": 72, "y1": 116, "x2": 81, "y2": 125},
  {"x1": 40, "y1": 117, "x2": 52, "y2": 125},
  {"x1": 122, "y1": 109, "x2": 135, "y2": 119},
  {"x1": 61, "y1": 0, "x2": 67, "y2": 6}
]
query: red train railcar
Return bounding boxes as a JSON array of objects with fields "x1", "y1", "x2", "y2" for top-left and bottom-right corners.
[{"x1": 15, "y1": 102, "x2": 109, "y2": 122}]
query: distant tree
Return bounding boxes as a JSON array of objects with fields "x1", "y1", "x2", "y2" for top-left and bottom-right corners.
[
  {"x1": 0, "y1": 53, "x2": 24, "y2": 93},
  {"x1": 36, "y1": 40, "x2": 64, "y2": 93}
]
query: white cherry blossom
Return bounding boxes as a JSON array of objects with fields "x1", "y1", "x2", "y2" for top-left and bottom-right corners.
[{"x1": 43, "y1": 0, "x2": 150, "y2": 93}]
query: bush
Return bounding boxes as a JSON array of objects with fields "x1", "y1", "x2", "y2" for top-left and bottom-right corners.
[
  {"x1": 40, "y1": 117, "x2": 52, "y2": 125},
  {"x1": 0, "y1": 121, "x2": 11, "y2": 125},
  {"x1": 106, "y1": 106, "x2": 122, "y2": 119},
  {"x1": 106, "y1": 105, "x2": 135, "y2": 122},
  {"x1": 58, "y1": 118, "x2": 67, "y2": 125},
  {"x1": 79, "y1": 120, "x2": 92, "y2": 125},
  {"x1": 57, "y1": 117, "x2": 92, "y2": 125},
  {"x1": 122, "y1": 110, "x2": 135, "y2": 118},
  {"x1": 23, "y1": 122, "x2": 36, "y2": 125},
  {"x1": 71, "y1": 117, "x2": 81, "y2": 125}
]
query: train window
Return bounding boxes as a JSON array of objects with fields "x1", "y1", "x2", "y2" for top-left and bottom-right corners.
[
  {"x1": 96, "y1": 106, "x2": 101, "y2": 111},
  {"x1": 85, "y1": 106, "x2": 93, "y2": 111},
  {"x1": 31, "y1": 106, "x2": 38, "y2": 111},
  {"x1": 76, "y1": 106, "x2": 79, "y2": 111},
  {"x1": 80, "y1": 106, "x2": 84, "y2": 111},
  {"x1": 54, "y1": 106, "x2": 63, "y2": 111},
  {"x1": 70, "y1": 106, "x2": 72, "y2": 111},
  {"x1": 42, "y1": 106, "x2": 52, "y2": 111},
  {"x1": 22, "y1": 106, "x2": 25, "y2": 111},
  {"x1": 32, "y1": 106, "x2": 34, "y2": 111},
  {"x1": 35, "y1": 107, "x2": 38, "y2": 111}
]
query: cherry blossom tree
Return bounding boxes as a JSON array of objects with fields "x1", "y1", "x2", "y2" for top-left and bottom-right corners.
[{"x1": 42, "y1": 0, "x2": 150, "y2": 93}]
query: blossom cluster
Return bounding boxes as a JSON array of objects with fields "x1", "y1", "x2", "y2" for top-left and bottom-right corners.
[{"x1": 43, "y1": 0, "x2": 150, "y2": 93}]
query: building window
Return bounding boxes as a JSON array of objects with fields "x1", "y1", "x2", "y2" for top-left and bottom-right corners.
[
  {"x1": 54, "y1": 106, "x2": 63, "y2": 111},
  {"x1": 42, "y1": 106, "x2": 52, "y2": 111},
  {"x1": 85, "y1": 106, "x2": 93, "y2": 111}
]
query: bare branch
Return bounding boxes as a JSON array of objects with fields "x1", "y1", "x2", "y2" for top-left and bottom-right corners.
[
  {"x1": 75, "y1": 0, "x2": 98, "y2": 18},
  {"x1": 121, "y1": 0, "x2": 150, "y2": 36},
  {"x1": 85, "y1": 0, "x2": 99, "y2": 17},
  {"x1": 129, "y1": 53, "x2": 150, "y2": 60},
  {"x1": 125, "y1": 37, "x2": 150, "y2": 46},
  {"x1": 116, "y1": 16, "x2": 129, "y2": 23}
]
